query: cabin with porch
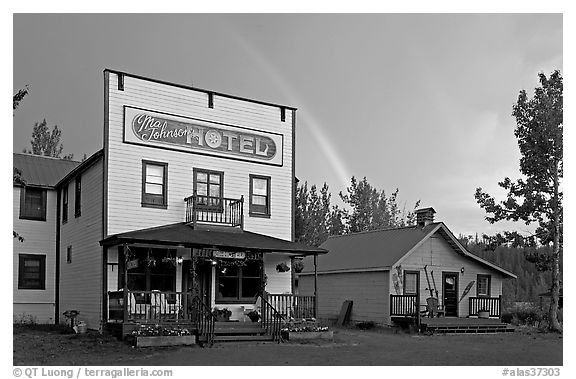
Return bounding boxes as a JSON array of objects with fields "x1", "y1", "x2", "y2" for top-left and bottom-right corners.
[
  {"x1": 54, "y1": 69, "x2": 325, "y2": 343},
  {"x1": 298, "y1": 208, "x2": 517, "y2": 333}
]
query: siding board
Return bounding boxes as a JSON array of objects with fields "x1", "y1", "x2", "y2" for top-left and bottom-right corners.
[
  {"x1": 299, "y1": 271, "x2": 389, "y2": 325},
  {"x1": 13, "y1": 188, "x2": 57, "y2": 323},
  {"x1": 59, "y1": 160, "x2": 104, "y2": 329}
]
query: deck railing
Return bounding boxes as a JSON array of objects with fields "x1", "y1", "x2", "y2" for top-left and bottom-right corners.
[
  {"x1": 469, "y1": 296, "x2": 502, "y2": 317},
  {"x1": 260, "y1": 295, "x2": 284, "y2": 342},
  {"x1": 264, "y1": 293, "x2": 316, "y2": 319},
  {"x1": 184, "y1": 193, "x2": 243, "y2": 228},
  {"x1": 390, "y1": 294, "x2": 419, "y2": 317},
  {"x1": 107, "y1": 290, "x2": 192, "y2": 322},
  {"x1": 191, "y1": 295, "x2": 215, "y2": 346}
]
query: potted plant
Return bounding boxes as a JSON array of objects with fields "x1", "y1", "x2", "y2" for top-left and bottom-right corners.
[
  {"x1": 247, "y1": 310, "x2": 260, "y2": 322},
  {"x1": 478, "y1": 309, "x2": 490, "y2": 319},
  {"x1": 212, "y1": 307, "x2": 232, "y2": 321}
]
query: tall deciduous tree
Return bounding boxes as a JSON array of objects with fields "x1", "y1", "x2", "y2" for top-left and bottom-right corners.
[
  {"x1": 475, "y1": 70, "x2": 563, "y2": 332},
  {"x1": 13, "y1": 87, "x2": 30, "y2": 242},
  {"x1": 13, "y1": 85, "x2": 29, "y2": 111},
  {"x1": 27, "y1": 119, "x2": 65, "y2": 158}
]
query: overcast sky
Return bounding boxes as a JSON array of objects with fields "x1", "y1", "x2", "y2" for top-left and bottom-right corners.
[{"x1": 12, "y1": 13, "x2": 563, "y2": 237}]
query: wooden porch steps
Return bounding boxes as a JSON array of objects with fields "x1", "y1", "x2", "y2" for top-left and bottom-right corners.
[
  {"x1": 422, "y1": 323, "x2": 514, "y2": 334},
  {"x1": 209, "y1": 321, "x2": 274, "y2": 343}
]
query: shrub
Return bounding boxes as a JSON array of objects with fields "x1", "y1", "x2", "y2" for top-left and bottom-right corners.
[
  {"x1": 504, "y1": 304, "x2": 545, "y2": 326},
  {"x1": 356, "y1": 321, "x2": 376, "y2": 330}
]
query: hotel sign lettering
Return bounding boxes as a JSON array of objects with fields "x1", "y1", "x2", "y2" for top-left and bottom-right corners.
[{"x1": 124, "y1": 107, "x2": 283, "y2": 166}]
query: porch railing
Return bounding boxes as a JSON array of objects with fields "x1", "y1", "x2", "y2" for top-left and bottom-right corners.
[
  {"x1": 469, "y1": 296, "x2": 502, "y2": 318},
  {"x1": 260, "y1": 295, "x2": 284, "y2": 343},
  {"x1": 191, "y1": 295, "x2": 215, "y2": 346},
  {"x1": 264, "y1": 293, "x2": 316, "y2": 319},
  {"x1": 390, "y1": 294, "x2": 419, "y2": 317},
  {"x1": 184, "y1": 193, "x2": 243, "y2": 228},
  {"x1": 107, "y1": 290, "x2": 192, "y2": 322}
]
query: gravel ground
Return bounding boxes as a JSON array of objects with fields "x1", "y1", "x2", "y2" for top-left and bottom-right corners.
[{"x1": 13, "y1": 325, "x2": 562, "y2": 366}]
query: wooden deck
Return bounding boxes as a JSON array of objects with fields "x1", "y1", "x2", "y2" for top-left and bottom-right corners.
[
  {"x1": 420, "y1": 317, "x2": 503, "y2": 327},
  {"x1": 420, "y1": 317, "x2": 514, "y2": 334}
]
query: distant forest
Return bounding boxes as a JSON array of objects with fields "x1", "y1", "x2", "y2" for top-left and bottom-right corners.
[{"x1": 459, "y1": 236, "x2": 561, "y2": 306}]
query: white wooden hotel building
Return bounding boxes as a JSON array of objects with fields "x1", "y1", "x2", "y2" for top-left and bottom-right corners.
[{"x1": 14, "y1": 70, "x2": 325, "y2": 341}]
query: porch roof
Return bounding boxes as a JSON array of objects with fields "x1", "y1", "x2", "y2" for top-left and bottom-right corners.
[{"x1": 100, "y1": 222, "x2": 327, "y2": 256}]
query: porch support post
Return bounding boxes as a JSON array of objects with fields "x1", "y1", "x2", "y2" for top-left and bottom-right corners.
[
  {"x1": 122, "y1": 245, "x2": 128, "y2": 323},
  {"x1": 313, "y1": 254, "x2": 318, "y2": 318}
]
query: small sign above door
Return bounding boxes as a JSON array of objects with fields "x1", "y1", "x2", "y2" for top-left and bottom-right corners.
[{"x1": 213, "y1": 251, "x2": 246, "y2": 259}]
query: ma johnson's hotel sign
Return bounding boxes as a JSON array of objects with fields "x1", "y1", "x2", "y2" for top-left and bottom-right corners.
[{"x1": 123, "y1": 107, "x2": 283, "y2": 166}]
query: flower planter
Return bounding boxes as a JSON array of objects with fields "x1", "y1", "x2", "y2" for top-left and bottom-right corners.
[
  {"x1": 133, "y1": 335, "x2": 196, "y2": 347},
  {"x1": 283, "y1": 330, "x2": 333, "y2": 341},
  {"x1": 478, "y1": 310, "x2": 490, "y2": 319}
]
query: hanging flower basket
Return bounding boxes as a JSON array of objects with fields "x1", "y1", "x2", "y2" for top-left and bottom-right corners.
[{"x1": 276, "y1": 262, "x2": 290, "y2": 272}]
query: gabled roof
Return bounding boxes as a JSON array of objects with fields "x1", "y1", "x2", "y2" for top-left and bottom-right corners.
[
  {"x1": 13, "y1": 153, "x2": 81, "y2": 188},
  {"x1": 301, "y1": 222, "x2": 516, "y2": 278},
  {"x1": 55, "y1": 150, "x2": 104, "y2": 187},
  {"x1": 100, "y1": 222, "x2": 327, "y2": 256}
]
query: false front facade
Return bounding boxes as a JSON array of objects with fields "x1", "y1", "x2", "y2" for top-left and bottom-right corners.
[{"x1": 58, "y1": 70, "x2": 325, "y2": 340}]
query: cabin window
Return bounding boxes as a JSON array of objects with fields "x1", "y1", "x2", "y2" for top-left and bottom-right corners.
[
  {"x1": 74, "y1": 175, "x2": 82, "y2": 217},
  {"x1": 216, "y1": 260, "x2": 262, "y2": 303},
  {"x1": 476, "y1": 274, "x2": 491, "y2": 297},
  {"x1": 142, "y1": 161, "x2": 168, "y2": 208},
  {"x1": 66, "y1": 246, "x2": 72, "y2": 264},
  {"x1": 19, "y1": 187, "x2": 47, "y2": 221},
  {"x1": 18, "y1": 254, "x2": 46, "y2": 290},
  {"x1": 403, "y1": 271, "x2": 419, "y2": 295},
  {"x1": 193, "y1": 168, "x2": 223, "y2": 209},
  {"x1": 249, "y1": 175, "x2": 271, "y2": 217},
  {"x1": 62, "y1": 184, "x2": 68, "y2": 224}
]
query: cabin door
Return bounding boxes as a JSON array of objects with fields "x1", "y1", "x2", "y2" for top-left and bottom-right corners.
[{"x1": 442, "y1": 272, "x2": 459, "y2": 317}]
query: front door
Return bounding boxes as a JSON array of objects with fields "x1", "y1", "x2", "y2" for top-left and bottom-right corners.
[
  {"x1": 182, "y1": 260, "x2": 212, "y2": 307},
  {"x1": 442, "y1": 272, "x2": 459, "y2": 317}
]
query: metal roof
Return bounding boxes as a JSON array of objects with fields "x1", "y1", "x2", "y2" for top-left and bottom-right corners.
[
  {"x1": 301, "y1": 223, "x2": 439, "y2": 273},
  {"x1": 300, "y1": 222, "x2": 516, "y2": 278},
  {"x1": 100, "y1": 222, "x2": 327, "y2": 256},
  {"x1": 13, "y1": 153, "x2": 81, "y2": 188}
]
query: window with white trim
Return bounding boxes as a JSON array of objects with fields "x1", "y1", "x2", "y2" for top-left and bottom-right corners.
[
  {"x1": 249, "y1": 175, "x2": 270, "y2": 216},
  {"x1": 142, "y1": 161, "x2": 168, "y2": 208},
  {"x1": 476, "y1": 274, "x2": 491, "y2": 297}
]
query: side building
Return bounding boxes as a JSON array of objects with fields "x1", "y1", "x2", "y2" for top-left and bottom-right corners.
[
  {"x1": 298, "y1": 208, "x2": 516, "y2": 327},
  {"x1": 13, "y1": 153, "x2": 80, "y2": 323}
]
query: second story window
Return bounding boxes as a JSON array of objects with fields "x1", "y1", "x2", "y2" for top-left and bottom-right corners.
[
  {"x1": 142, "y1": 160, "x2": 168, "y2": 208},
  {"x1": 62, "y1": 184, "x2": 68, "y2": 224},
  {"x1": 249, "y1": 175, "x2": 270, "y2": 216},
  {"x1": 193, "y1": 169, "x2": 223, "y2": 208},
  {"x1": 19, "y1": 186, "x2": 47, "y2": 221},
  {"x1": 74, "y1": 175, "x2": 82, "y2": 217}
]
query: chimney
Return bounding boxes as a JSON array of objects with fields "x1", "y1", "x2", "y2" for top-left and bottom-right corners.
[{"x1": 415, "y1": 207, "x2": 436, "y2": 227}]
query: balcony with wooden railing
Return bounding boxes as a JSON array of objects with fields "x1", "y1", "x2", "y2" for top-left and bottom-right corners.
[{"x1": 184, "y1": 193, "x2": 244, "y2": 228}]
